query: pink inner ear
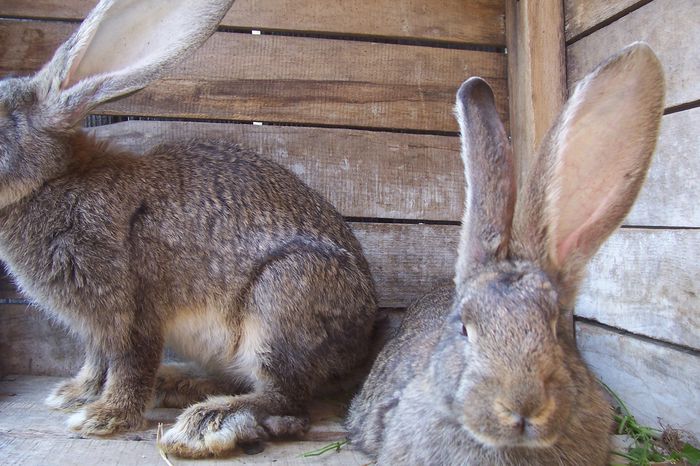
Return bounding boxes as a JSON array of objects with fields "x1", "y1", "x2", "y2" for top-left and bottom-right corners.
[
  {"x1": 537, "y1": 43, "x2": 663, "y2": 278},
  {"x1": 555, "y1": 184, "x2": 619, "y2": 265},
  {"x1": 62, "y1": 43, "x2": 93, "y2": 91}
]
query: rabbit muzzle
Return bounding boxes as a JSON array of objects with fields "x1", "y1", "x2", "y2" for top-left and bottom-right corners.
[
  {"x1": 461, "y1": 362, "x2": 573, "y2": 448},
  {"x1": 491, "y1": 393, "x2": 561, "y2": 447}
]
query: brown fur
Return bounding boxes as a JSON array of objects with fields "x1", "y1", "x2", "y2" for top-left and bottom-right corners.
[
  {"x1": 346, "y1": 43, "x2": 665, "y2": 465},
  {"x1": 0, "y1": 0, "x2": 376, "y2": 458}
]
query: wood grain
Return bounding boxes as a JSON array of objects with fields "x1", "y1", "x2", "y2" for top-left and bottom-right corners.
[
  {"x1": 627, "y1": 108, "x2": 700, "y2": 227},
  {"x1": 505, "y1": 0, "x2": 566, "y2": 184},
  {"x1": 0, "y1": 0, "x2": 506, "y2": 46},
  {"x1": 576, "y1": 228, "x2": 700, "y2": 350},
  {"x1": 564, "y1": 0, "x2": 645, "y2": 41},
  {"x1": 0, "y1": 20, "x2": 508, "y2": 132},
  {"x1": 0, "y1": 305, "x2": 82, "y2": 377},
  {"x1": 88, "y1": 120, "x2": 464, "y2": 222},
  {"x1": 567, "y1": 0, "x2": 700, "y2": 109},
  {"x1": 0, "y1": 375, "x2": 368, "y2": 465},
  {"x1": 353, "y1": 223, "x2": 458, "y2": 308},
  {"x1": 38, "y1": 112, "x2": 700, "y2": 227},
  {"x1": 576, "y1": 322, "x2": 700, "y2": 436}
]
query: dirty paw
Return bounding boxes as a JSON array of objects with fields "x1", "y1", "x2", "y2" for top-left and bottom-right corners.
[
  {"x1": 45, "y1": 378, "x2": 102, "y2": 411},
  {"x1": 159, "y1": 398, "x2": 269, "y2": 458},
  {"x1": 67, "y1": 403, "x2": 143, "y2": 435}
]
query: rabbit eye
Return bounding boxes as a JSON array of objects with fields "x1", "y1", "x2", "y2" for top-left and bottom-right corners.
[{"x1": 460, "y1": 324, "x2": 468, "y2": 337}]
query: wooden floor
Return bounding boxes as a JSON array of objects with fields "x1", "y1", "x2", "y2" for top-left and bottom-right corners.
[{"x1": 0, "y1": 375, "x2": 371, "y2": 466}]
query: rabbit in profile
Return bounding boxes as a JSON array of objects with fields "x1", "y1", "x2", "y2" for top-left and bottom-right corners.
[
  {"x1": 0, "y1": 0, "x2": 377, "y2": 457},
  {"x1": 346, "y1": 43, "x2": 665, "y2": 465}
]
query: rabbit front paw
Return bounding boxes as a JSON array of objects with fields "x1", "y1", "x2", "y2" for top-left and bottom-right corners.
[
  {"x1": 67, "y1": 402, "x2": 144, "y2": 435},
  {"x1": 159, "y1": 395, "x2": 308, "y2": 458},
  {"x1": 45, "y1": 377, "x2": 102, "y2": 411}
]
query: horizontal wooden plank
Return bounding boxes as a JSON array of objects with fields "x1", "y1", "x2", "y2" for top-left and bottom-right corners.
[
  {"x1": 564, "y1": 0, "x2": 643, "y2": 41},
  {"x1": 0, "y1": 222, "x2": 459, "y2": 309},
  {"x1": 576, "y1": 322, "x2": 700, "y2": 436},
  {"x1": 576, "y1": 228, "x2": 700, "y2": 350},
  {"x1": 87, "y1": 120, "x2": 464, "y2": 222},
  {"x1": 626, "y1": 108, "x2": 700, "y2": 227},
  {"x1": 9, "y1": 109, "x2": 694, "y2": 228},
  {"x1": 566, "y1": 0, "x2": 699, "y2": 109},
  {"x1": 89, "y1": 107, "x2": 697, "y2": 229},
  {"x1": 0, "y1": 0, "x2": 506, "y2": 46},
  {"x1": 353, "y1": 223, "x2": 458, "y2": 308},
  {"x1": 1, "y1": 435, "x2": 366, "y2": 466},
  {"x1": 0, "y1": 375, "x2": 368, "y2": 465},
  {"x1": 0, "y1": 20, "x2": 508, "y2": 132},
  {"x1": 0, "y1": 305, "x2": 82, "y2": 377}
]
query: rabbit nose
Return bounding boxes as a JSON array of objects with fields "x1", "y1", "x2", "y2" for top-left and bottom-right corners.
[
  {"x1": 494, "y1": 396, "x2": 553, "y2": 433},
  {"x1": 495, "y1": 403, "x2": 528, "y2": 432},
  {"x1": 514, "y1": 415, "x2": 526, "y2": 434}
]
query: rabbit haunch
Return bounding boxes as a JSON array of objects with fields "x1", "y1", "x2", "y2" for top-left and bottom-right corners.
[
  {"x1": 346, "y1": 43, "x2": 664, "y2": 466},
  {"x1": 0, "y1": 0, "x2": 377, "y2": 458}
]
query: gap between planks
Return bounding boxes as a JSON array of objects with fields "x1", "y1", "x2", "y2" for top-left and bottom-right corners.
[
  {"x1": 574, "y1": 317, "x2": 700, "y2": 358},
  {"x1": 566, "y1": 0, "x2": 699, "y2": 110},
  {"x1": 564, "y1": 0, "x2": 654, "y2": 44}
]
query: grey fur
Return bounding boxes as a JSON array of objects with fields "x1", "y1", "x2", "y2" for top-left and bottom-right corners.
[
  {"x1": 346, "y1": 43, "x2": 665, "y2": 465},
  {"x1": 0, "y1": 0, "x2": 376, "y2": 458}
]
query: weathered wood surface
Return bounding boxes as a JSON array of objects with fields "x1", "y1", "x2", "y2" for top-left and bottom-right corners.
[
  {"x1": 576, "y1": 322, "x2": 700, "y2": 436},
  {"x1": 0, "y1": 375, "x2": 368, "y2": 465},
  {"x1": 505, "y1": 0, "x2": 566, "y2": 183},
  {"x1": 567, "y1": 0, "x2": 700, "y2": 109},
  {"x1": 353, "y1": 223, "x2": 458, "y2": 308},
  {"x1": 0, "y1": 305, "x2": 82, "y2": 377},
  {"x1": 626, "y1": 108, "x2": 700, "y2": 227},
  {"x1": 577, "y1": 228, "x2": 700, "y2": 350},
  {"x1": 0, "y1": 0, "x2": 506, "y2": 46},
  {"x1": 88, "y1": 109, "x2": 700, "y2": 228},
  {"x1": 564, "y1": 0, "x2": 645, "y2": 41},
  {"x1": 89, "y1": 120, "x2": 464, "y2": 222},
  {"x1": 0, "y1": 20, "x2": 508, "y2": 132}
]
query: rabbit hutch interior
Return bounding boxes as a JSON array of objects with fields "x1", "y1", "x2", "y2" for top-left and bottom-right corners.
[{"x1": 0, "y1": 0, "x2": 697, "y2": 464}]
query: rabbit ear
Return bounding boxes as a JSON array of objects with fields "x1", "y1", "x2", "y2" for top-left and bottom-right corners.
[
  {"x1": 453, "y1": 78, "x2": 515, "y2": 287},
  {"x1": 511, "y1": 43, "x2": 665, "y2": 299},
  {"x1": 33, "y1": 0, "x2": 234, "y2": 126}
]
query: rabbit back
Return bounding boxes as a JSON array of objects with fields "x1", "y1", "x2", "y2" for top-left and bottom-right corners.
[
  {"x1": 346, "y1": 286, "x2": 452, "y2": 454},
  {"x1": 0, "y1": 136, "x2": 375, "y2": 380}
]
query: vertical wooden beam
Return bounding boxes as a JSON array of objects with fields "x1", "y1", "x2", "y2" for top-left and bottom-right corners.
[{"x1": 505, "y1": 0, "x2": 566, "y2": 185}]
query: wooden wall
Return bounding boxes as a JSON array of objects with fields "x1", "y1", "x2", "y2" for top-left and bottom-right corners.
[
  {"x1": 0, "y1": 2, "x2": 504, "y2": 373},
  {"x1": 1, "y1": 0, "x2": 697, "y2": 440},
  {"x1": 565, "y1": 0, "x2": 700, "y2": 435}
]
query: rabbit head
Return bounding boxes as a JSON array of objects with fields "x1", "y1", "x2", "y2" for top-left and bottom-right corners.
[
  {"x1": 435, "y1": 42, "x2": 665, "y2": 450},
  {"x1": 0, "y1": 0, "x2": 234, "y2": 209}
]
